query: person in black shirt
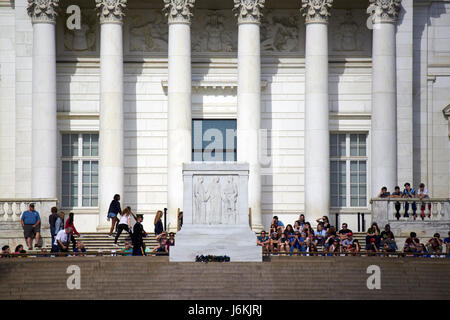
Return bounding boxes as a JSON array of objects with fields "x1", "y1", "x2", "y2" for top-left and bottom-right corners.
[
  {"x1": 48, "y1": 206, "x2": 58, "y2": 246},
  {"x1": 154, "y1": 210, "x2": 164, "y2": 236},
  {"x1": 391, "y1": 186, "x2": 402, "y2": 220},
  {"x1": 107, "y1": 194, "x2": 121, "y2": 238},
  {"x1": 132, "y1": 214, "x2": 147, "y2": 256}
]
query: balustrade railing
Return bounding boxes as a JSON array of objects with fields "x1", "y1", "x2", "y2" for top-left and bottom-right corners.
[
  {"x1": 0, "y1": 199, "x2": 58, "y2": 227},
  {"x1": 371, "y1": 198, "x2": 450, "y2": 222}
]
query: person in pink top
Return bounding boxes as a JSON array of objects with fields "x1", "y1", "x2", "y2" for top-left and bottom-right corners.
[{"x1": 65, "y1": 212, "x2": 80, "y2": 251}]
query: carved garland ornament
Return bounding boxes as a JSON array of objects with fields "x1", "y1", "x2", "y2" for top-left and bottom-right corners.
[
  {"x1": 301, "y1": 0, "x2": 333, "y2": 24},
  {"x1": 233, "y1": 0, "x2": 265, "y2": 24},
  {"x1": 27, "y1": 0, "x2": 59, "y2": 23},
  {"x1": 95, "y1": 0, "x2": 127, "y2": 24},
  {"x1": 163, "y1": 0, "x2": 195, "y2": 24},
  {"x1": 367, "y1": 0, "x2": 402, "y2": 24}
]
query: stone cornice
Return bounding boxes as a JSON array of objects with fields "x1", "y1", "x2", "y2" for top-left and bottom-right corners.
[
  {"x1": 163, "y1": 0, "x2": 195, "y2": 25},
  {"x1": 233, "y1": 0, "x2": 265, "y2": 24},
  {"x1": 301, "y1": 0, "x2": 333, "y2": 24},
  {"x1": 367, "y1": 0, "x2": 402, "y2": 25},
  {"x1": 95, "y1": 0, "x2": 127, "y2": 24},
  {"x1": 27, "y1": 0, "x2": 59, "y2": 24}
]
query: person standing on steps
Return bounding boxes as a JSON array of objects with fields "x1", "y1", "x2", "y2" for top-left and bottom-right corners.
[
  {"x1": 154, "y1": 210, "x2": 164, "y2": 237},
  {"x1": 21, "y1": 203, "x2": 41, "y2": 250},
  {"x1": 65, "y1": 212, "x2": 80, "y2": 251},
  {"x1": 132, "y1": 214, "x2": 147, "y2": 256},
  {"x1": 48, "y1": 206, "x2": 58, "y2": 247},
  {"x1": 107, "y1": 194, "x2": 122, "y2": 238},
  {"x1": 114, "y1": 207, "x2": 132, "y2": 246}
]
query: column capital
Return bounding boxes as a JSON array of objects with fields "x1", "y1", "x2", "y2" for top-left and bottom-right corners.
[
  {"x1": 301, "y1": 0, "x2": 333, "y2": 24},
  {"x1": 27, "y1": 0, "x2": 59, "y2": 24},
  {"x1": 163, "y1": 0, "x2": 195, "y2": 25},
  {"x1": 95, "y1": 0, "x2": 127, "y2": 24},
  {"x1": 367, "y1": 0, "x2": 402, "y2": 25},
  {"x1": 233, "y1": 0, "x2": 265, "y2": 24}
]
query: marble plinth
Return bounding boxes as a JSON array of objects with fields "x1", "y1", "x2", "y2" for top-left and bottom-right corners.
[{"x1": 169, "y1": 162, "x2": 262, "y2": 262}]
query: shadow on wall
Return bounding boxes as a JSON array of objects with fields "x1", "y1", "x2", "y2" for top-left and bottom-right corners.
[{"x1": 412, "y1": 1, "x2": 447, "y2": 188}]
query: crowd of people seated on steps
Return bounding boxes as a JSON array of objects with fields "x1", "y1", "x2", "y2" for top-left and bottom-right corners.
[
  {"x1": 256, "y1": 215, "x2": 450, "y2": 257},
  {"x1": 377, "y1": 182, "x2": 433, "y2": 220}
]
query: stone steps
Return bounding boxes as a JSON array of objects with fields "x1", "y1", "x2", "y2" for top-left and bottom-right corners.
[{"x1": 1, "y1": 256, "x2": 449, "y2": 299}]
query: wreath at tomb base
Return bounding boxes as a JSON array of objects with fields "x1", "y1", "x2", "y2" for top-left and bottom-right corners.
[{"x1": 195, "y1": 255, "x2": 231, "y2": 263}]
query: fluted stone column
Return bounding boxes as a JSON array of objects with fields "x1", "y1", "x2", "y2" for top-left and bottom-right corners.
[
  {"x1": 27, "y1": 0, "x2": 59, "y2": 199},
  {"x1": 96, "y1": 0, "x2": 127, "y2": 229},
  {"x1": 368, "y1": 0, "x2": 401, "y2": 196},
  {"x1": 234, "y1": 0, "x2": 264, "y2": 231},
  {"x1": 301, "y1": 0, "x2": 332, "y2": 222},
  {"x1": 164, "y1": 0, "x2": 195, "y2": 232}
]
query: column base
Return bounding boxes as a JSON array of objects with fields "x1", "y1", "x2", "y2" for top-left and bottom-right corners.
[{"x1": 251, "y1": 223, "x2": 264, "y2": 233}]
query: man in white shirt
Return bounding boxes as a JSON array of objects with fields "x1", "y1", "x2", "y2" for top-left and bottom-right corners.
[
  {"x1": 52, "y1": 227, "x2": 72, "y2": 253},
  {"x1": 417, "y1": 183, "x2": 431, "y2": 220}
]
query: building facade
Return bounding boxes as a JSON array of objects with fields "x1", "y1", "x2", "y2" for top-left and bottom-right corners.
[{"x1": 0, "y1": 0, "x2": 449, "y2": 234}]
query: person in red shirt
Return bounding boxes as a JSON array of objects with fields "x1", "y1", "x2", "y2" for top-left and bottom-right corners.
[{"x1": 65, "y1": 212, "x2": 80, "y2": 251}]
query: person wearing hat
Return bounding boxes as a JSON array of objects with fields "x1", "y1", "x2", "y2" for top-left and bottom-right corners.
[
  {"x1": 341, "y1": 232, "x2": 354, "y2": 253},
  {"x1": 131, "y1": 214, "x2": 147, "y2": 256}
]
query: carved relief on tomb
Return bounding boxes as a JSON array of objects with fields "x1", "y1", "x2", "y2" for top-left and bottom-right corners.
[
  {"x1": 127, "y1": 10, "x2": 168, "y2": 53},
  {"x1": 260, "y1": 10, "x2": 300, "y2": 53},
  {"x1": 63, "y1": 10, "x2": 97, "y2": 52},
  {"x1": 193, "y1": 175, "x2": 239, "y2": 225},
  {"x1": 329, "y1": 9, "x2": 371, "y2": 56}
]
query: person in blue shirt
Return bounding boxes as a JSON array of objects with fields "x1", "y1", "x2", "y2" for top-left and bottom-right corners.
[
  {"x1": 402, "y1": 182, "x2": 417, "y2": 218},
  {"x1": 272, "y1": 216, "x2": 284, "y2": 232},
  {"x1": 20, "y1": 203, "x2": 41, "y2": 250},
  {"x1": 444, "y1": 231, "x2": 450, "y2": 257}
]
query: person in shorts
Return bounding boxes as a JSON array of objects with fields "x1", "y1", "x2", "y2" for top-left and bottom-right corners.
[{"x1": 21, "y1": 203, "x2": 41, "y2": 250}]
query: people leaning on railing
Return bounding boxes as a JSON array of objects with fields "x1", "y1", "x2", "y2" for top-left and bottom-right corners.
[{"x1": 377, "y1": 182, "x2": 436, "y2": 220}]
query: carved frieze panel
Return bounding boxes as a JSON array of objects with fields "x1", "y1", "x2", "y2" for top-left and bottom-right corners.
[
  {"x1": 63, "y1": 10, "x2": 97, "y2": 52},
  {"x1": 56, "y1": 8, "x2": 99, "y2": 57},
  {"x1": 191, "y1": 10, "x2": 237, "y2": 53},
  {"x1": 128, "y1": 10, "x2": 168, "y2": 53},
  {"x1": 329, "y1": 9, "x2": 371, "y2": 56},
  {"x1": 261, "y1": 10, "x2": 300, "y2": 53},
  {"x1": 193, "y1": 175, "x2": 239, "y2": 225}
]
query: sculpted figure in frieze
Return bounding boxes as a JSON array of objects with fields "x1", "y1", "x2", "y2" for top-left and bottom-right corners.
[
  {"x1": 64, "y1": 10, "x2": 96, "y2": 52},
  {"x1": 207, "y1": 177, "x2": 223, "y2": 224},
  {"x1": 261, "y1": 11, "x2": 299, "y2": 52},
  {"x1": 222, "y1": 177, "x2": 238, "y2": 225},
  {"x1": 192, "y1": 176, "x2": 239, "y2": 225},
  {"x1": 192, "y1": 10, "x2": 235, "y2": 53},
  {"x1": 194, "y1": 177, "x2": 209, "y2": 224},
  {"x1": 129, "y1": 11, "x2": 168, "y2": 52},
  {"x1": 329, "y1": 9, "x2": 371, "y2": 55}
]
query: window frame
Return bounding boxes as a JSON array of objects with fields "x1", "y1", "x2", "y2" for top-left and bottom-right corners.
[
  {"x1": 191, "y1": 118, "x2": 237, "y2": 162},
  {"x1": 60, "y1": 132, "x2": 99, "y2": 209},
  {"x1": 330, "y1": 132, "x2": 369, "y2": 209}
]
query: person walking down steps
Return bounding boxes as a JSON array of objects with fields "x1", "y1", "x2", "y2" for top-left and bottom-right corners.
[
  {"x1": 132, "y1": 214, "x2": 147, "y2": 256},
  {"x1": 107, "y1": 194, "x2": 122, "y2": 238},
  {"x1": 114, "y1": 207, "x2": 132, "y2": 247}
]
